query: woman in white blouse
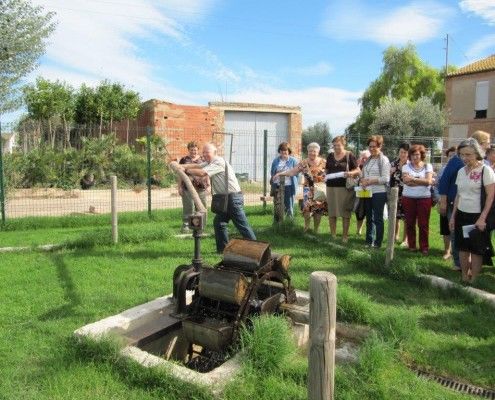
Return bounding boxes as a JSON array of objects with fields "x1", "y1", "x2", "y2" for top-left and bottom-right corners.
[
  {"x1": 360, "y1": 135, "x2": 390, "y2": 248},
  {"x1": 401, "y1": 144, "x2": 433, "y2": 254},
  {"x1": 449, "y1": 138, "x2": 495, "y2": 283}
]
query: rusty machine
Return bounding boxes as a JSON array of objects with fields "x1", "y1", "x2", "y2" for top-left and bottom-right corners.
[{"x1": 172, "y1": 211, "x2": 297, "y2": 354}]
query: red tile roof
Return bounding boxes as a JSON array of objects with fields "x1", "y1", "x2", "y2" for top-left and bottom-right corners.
[{"x1": 448, "y1": 54, "x2": 495, "y2": 77}]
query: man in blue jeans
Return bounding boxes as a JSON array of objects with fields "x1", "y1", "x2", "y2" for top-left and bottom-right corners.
[{"x1": 177, "y1": 143, "x2": 256, "y2": 253}]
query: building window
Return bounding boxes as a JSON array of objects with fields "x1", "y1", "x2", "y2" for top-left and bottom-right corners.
[{"x1": 475, "y1": 80, "x2": 489, "y2": 119}]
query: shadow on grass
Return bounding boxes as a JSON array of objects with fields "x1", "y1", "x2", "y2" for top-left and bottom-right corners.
[{"x1": 38, "y1": 254, "x2": 83, "y2": 321}]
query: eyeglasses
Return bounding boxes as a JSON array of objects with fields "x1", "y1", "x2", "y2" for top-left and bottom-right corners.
[{"x1": 368, "y1": 145, "x2": 378, "y2": 149}]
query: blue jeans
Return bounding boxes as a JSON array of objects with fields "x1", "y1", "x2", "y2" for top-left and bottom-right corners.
[
  {"x1": 213, "y1": 192, "x2": 256, "y2": 252},
  {"x1": 283, "y1": 185, "x2": 295, "y2": 217},
  {"x1": 365, "y1": 192, "x2": 387, "y2": 247},
  {"x1": 447, "y1": 202, "x2": 460, "y2": 267}
]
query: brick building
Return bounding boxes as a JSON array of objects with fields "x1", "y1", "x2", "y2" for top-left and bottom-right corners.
[
  {"x1": 445, "y1": 54, "x2": 495, "y2": 146},
  {"x1": 118, "y1": 100, "x2": 302, "y2": 182}
]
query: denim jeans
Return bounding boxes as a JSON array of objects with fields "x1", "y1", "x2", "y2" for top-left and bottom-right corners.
[
  {"x1": 447, "y1": 202, "x2": 460, "y2": 267},
  {"x1": 213, "y1": 192, "x2": 256, "y2": 252},
  {"x1": 283, "y1": 185, "x2": 295, "y2": 217},
  {"x1": 365, "y1": 192, "x2": 387, "y2": 247}
]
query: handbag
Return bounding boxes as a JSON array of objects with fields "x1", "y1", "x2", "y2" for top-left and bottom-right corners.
[
  {"x1": 480, "y1": 166, "x2": 495, "y2": 230},
  {"x1": 345, "y1": 152, "x2": 358, "y2": 190},
  {"x1": 313, "y1": 182, "x2": 327, "y2": 202},
  {"x1": 211, "y1": 161, "x2": 229, "y2": 214}
]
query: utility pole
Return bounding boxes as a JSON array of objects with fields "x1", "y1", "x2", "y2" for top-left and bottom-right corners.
[{"x1": 444, "y1": 34, "x2": 449, "y2": 74}]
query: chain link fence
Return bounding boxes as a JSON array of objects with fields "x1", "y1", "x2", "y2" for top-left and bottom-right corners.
[{"x1": 0, "y1": 120, "x2": 479, "y2": 222}]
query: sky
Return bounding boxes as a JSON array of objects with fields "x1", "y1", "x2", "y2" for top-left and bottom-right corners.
[{"x1": 4, "y1": 0, "x2": 495, "y2": 132}]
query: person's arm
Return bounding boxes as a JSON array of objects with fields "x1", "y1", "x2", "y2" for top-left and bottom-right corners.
[
  {"x1": 275, "y1": 164, "x2": 301, "y2": 178},
  {"x1": 477, "y1": 183, "x2": 494, "y2": 231},
  {"x1": 438, "y1": 156, "x2": 462, "y2": 213},
  {"x1": 448, "y1": 194, "x2": 459, "y2": 231},
  {"x1": 345, "y1": 154, "x2": 361, "y2": 178}
]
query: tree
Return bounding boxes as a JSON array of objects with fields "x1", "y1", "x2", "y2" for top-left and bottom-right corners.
[
  {"x1": 302, "y1": 122, "x2": 332, "y2": 156},
  {"x1": 351, "y1": 44, "x2": 445, "y2": 137},
  {"x1": 23, "y1": 77, "x2": 75, "y2": 149},
  {"x1": 0, "y1": 0, "x2": 56, "y2": 114},
  {"x1": 121, "y1": 90, "x2": 141, "y2": 145},
  {"x1": 370, "y1": 96, "x2": 445, "y2": 156}
]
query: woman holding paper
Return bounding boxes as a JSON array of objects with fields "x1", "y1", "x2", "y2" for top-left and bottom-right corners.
[
  {"x1": 449, "y1": 138, "x2": 495, "y2": 283},
  {"x1": 274, "y1": 142, "x2": 327, "y2": 232},
  {"x1": 401, "y1": 144, "x2": 433, "y2": 254},
  {"x1": 360, "y1": 135, "x2": 390, "y2": 248},
  {"x1": 325, "y1": 136, "x2": 360, "y2": 243}
]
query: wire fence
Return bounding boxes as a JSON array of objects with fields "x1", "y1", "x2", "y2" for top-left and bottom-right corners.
[{"x1": 0, "y1": 121, "x2": 475, "y2": 222}]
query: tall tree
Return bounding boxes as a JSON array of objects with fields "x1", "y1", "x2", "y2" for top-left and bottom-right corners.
[
  {"x1": 351, "y1": 44, "x2": 445, "y2": 137},
  {"x1": 0, "y1": 0, "x2": 56, "y2": 114},
  {"x1": 121, "y1": 89, "x2": 141, "y2": 145},
  {"x1": 302, "y1": 122, "x2": 332, "y2": 156}
]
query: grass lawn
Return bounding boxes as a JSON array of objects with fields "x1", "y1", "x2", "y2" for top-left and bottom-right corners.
[{"x1": 0, "y1": 207, "x2": 494, "y2": 399}]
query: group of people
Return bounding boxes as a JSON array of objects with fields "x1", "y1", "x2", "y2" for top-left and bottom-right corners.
[{"x1": 175, "y1": 131, "x2": 495, "y2": 284}]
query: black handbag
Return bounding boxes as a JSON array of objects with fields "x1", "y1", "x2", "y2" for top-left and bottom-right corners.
[
  {"x1": 480, "y1": 166, "x2": 495, "y2": 230},
  {"x1": 211, "y1": 161, "x2": 229, "y2": 214}
]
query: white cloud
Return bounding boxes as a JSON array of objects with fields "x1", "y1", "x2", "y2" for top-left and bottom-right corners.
[
  {"x1": 466, "y1": 34, "x2": 495, "y2": 61},
  {"x1": 460, "y1": 0, "x2": 495, "y2": 25},
  {"x1": 284, "y1": 62, "x2": 333, "y2": 77},
  {"x1": 322, "y1": 0, "x2": 452, "y2": 45},
  {"x1": 227, "y1": 86, "x2": 362, "y2": 132}
]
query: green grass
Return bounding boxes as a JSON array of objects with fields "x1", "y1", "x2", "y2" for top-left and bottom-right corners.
[{"x1": 0, "y1": 206, "x2": 494, "y2": 399}]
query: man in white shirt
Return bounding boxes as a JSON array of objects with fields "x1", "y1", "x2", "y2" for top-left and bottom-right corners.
[{"x1": 177, "y1": 143, "x2": 256, "y2": 253}]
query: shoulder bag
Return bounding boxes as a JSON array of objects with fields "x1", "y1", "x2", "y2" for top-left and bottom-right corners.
[
  {"x1": 480, "y1": 166, "x2": 495, "y2": 230},
  {"x1": 345, "y1": 152, "x2": 358, "y2": 190},
  {"x1": 211, "y1": 160, "x2": 229, "y2": 214}
]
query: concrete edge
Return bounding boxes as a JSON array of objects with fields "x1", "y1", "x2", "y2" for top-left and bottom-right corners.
[
  {"x1": 420, "y1": 274, "x2": 495, "y2": 309},
  {"x1": 0, "y1": 243, "x2": 62, "y2": 253}
]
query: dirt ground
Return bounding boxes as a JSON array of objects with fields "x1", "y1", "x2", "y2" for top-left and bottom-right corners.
[{"x1": 6, "y1": 187, "x2": 266, "y2": 218}]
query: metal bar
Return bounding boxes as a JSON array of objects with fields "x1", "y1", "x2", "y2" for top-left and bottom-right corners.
[
  {"x1": 111, "y1": 175, "x2": 118, "y2": 243},
  {"x1": 0, "y1": 121, "x2": 5, "y2": 225},
  {"x1": 263, "y1": 129, "x2": 268, "y2": 211},
  {"x1": 146, "y1": 126, "x2": 152, "y2": 218}
]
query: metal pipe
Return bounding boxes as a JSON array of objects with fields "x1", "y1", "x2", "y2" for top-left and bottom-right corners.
[
  {"x1": 169, "y1": 161, "x2": 207, "y2": 214},
  {"x1": 0, "y1": 121, "x2": 5, "y2": 225},
  {"x1": 263, "y1": 129, "x2": 268, "y2": 211},
  {"x1": 146, "y1": 126, "x2": 152, "y2": 218},
  {"x1": 111, "y1": 175, "x2": 118, "y2": 244}
]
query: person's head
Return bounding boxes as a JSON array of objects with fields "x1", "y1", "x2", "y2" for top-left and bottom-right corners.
[
  {"x1": 445, "y1": 146, "x2": 456, "y2": 160},
  {"x1": 307, "y1": 142, "x2": 320, "y2": 159},
  {"x1": 278, "y1": 142, "x2": 292, "y2": 159},
  {"x1": 487, "y1": 145, "x2": 495, "y2": 164},
  {"x1": 359, "y1": 149, "x2": 370, "y2": 164},
  {"x1": 398, "y1": 143, "x2": 410, "y2": 161},
  {"x1": 367, "y1": 135, "x2": 383, "y2": 157},
  {"x1": 187, "y1": 141, "x2": 199, "y2": 157},
  {"x1": 202, "y1": 143, "x2": 217, "y2": 162},
  {"x1": 457, "y1": 138, "x2": 484, "y2": 166},
  {"x1": 332, "y1": 135, "x2": 346, "y2": 154},
  {"x1": 408, "y1": 144, "x2": 426, "y2": 163},
  {"x1": 471, "y1": 130, "x2": 491, "y2": 150}
]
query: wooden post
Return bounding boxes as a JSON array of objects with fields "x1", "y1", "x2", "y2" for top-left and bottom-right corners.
[
  {"x1": 308, "y1": 271, "x2": 336, "y2": 400},
  {"x1": 111, "y1": 175, "x2": 118, "y2": 244},
  {"x1": 274, "y1": 176, "x2": 286, "y2": 223},
  {"x1": 385, "y1": 187, "x2": 399, "y2": 267}
]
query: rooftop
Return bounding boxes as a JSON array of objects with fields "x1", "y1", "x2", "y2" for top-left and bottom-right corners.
[{"x1": 448, "y1": 54, "x2": 495, "y2": 77}]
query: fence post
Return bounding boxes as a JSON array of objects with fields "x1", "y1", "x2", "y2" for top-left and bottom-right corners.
[
  {"x1": 262, "y1": 129, "x2": 268, "y2": 211},
  {"x1": 146, "y1": 126, "x2": 152, "y2": 218},
  {"x1": 274, "y1": 176, "x2": 285, "y2": 223},
  {"x1": 308, "y1": 271, "x2": 336, "y2": 400},
  {"x1": 385, "y1": 186, "x2": 399, "y2": 267},
  {"x1": 0, "y1": 121, "x2": 5, "y2": 225},
  {"x1": 111, "y1": 175, "x2": 118, "y2": 244}
]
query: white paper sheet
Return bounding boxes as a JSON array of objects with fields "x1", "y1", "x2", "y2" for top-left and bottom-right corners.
[
  {"x1": 325, "y1": 172, "x2": 345, "y2": 181},
  {"x1": 462, "y1": 224, "x2": 476, "y2": 238}
]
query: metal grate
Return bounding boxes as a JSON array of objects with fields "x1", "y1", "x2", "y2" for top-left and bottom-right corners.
[{"x1": 414, "y1": 368, "x2": 495, "y2": 399}]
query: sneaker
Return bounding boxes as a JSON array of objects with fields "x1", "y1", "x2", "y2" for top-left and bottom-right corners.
[{"x1": 452, "y1": 265, "x2": 462, "y2": 271}]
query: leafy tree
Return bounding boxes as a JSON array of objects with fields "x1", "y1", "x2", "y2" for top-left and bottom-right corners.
[
  {"x1": 0, "y1": 0, "x2": 56, "y2": 114},
  {"x1": 23, "y1": 77, "x2": 75, "y2": 148},
  {"x1": 302, "y1": 121, "x2": 332, "y2": 156},
  {"x1": 121, "y1": 90, "x2": 141, "y2": 145},
  {"x1": 352, "y1": 44, "x2": 445, "y2": 137},
  {"x1": 370, "y1": 96, "x2": 445, "y2": 157}
]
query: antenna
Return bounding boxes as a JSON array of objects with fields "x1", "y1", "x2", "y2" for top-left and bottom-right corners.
[
  {"x1": 216, "y1": 82, "x2": 224, "y2": 102},
  {"x1": 444, "y1": 33, "x2": 449, "y2": 73}
]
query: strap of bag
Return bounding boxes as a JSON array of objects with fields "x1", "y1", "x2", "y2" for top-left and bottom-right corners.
[
  {"x1": 223, "y1": 159, "x2": 229, "y2": 194},
  {"x1": 346, "y1": 152, "x2": 349, "y2": 172}
]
